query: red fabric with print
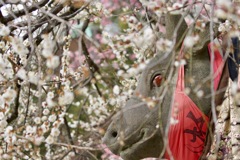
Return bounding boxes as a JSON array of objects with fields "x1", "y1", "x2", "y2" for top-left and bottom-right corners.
[{"x1": 165, "y1": 43, "x2": 224, "y2": 160}]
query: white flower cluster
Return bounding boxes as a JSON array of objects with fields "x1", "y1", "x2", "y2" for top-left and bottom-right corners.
[
  {"x1": 1, "y1": 87, "x2": 17, "y2": 105},
  {"x1": 25, "y1": 125, "x2": 45, "y2": 146},
  {"x1": 4, "y1": 126, "x2": 17, "y2": 146},
  {"x1": 113, "y1": 85, "x2": 120, "y2": 95},
  {"x1": 216, "y1": 0, "x2": 240, "y2": 26},
  {"x1": 60, "y1": 48, "x2": 71, "y2": 77},
  {"x1": 10, "y1": 36, "x2": 28, "y2": 65},
  {"x1": 46, "y1": 91, "x2": 56, "y2": 108},
  {"x1": 218, "y1": 20, "x2": 240, "y2": 39},
  {"x1": 16, "y1": 68, "x2": 41, "y2": 85},
  {"x1": 41, "y1": 34, "x2": 60, "y2": 69},
  {"x1": 89, "y1": 1, "x2": 103, "y2": 14},
  {"x1": 183, "y1": 35, "x2": 199, "y2": 48},
  {"x1": 218, "y1": 20, "x2": 232, "y2": 33},
  {"x1": 0, "y1": 53, "x2": 13, "y2": 81},
  {"x1": 156, "y1": 38, "x2": 173, "y2": 52},
  {"x1": 139, "y1": 0, "x2": 161, "y2": 11},
  {"x1": 216, "y1": 0, "x2": 233, "y2": 19},
  {"x1": 0, "y1": 24, "x2": 10, "y2": 36},
  {"x1": 45, "y1": 127, "x2": 60, "y2": 145},
  {"x1": 0, "y1": 112, "x2": 7, "y2": 133},
  {"x1": 133, "y1": 26, "x2": 156, "y2": 49},
  {"x1": 58, "y1": 90, "x2": 74, "y2": 106},
  {"x1": 86, "y1": 96, "x2": 108, "y2": 127},
  {"x1": 44, "y1": 115, "x2": 64, "y2": 145},
  {"x1": 126, "y1": 61, "x2": 147, "y2": 77}
]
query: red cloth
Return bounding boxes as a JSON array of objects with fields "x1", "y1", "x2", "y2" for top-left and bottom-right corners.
[{"x1": 166, "y1": 43, "x2": 224, "y2": 160}]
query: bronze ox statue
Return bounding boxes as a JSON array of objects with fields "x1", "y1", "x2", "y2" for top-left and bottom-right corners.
[{"x1": 102, "y1": 13, "x2": 231, "y2": 160}]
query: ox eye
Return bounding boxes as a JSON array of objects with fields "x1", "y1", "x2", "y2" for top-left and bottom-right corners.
[{"x1": 152, "y1": 74, "x2": 163, "y2": 87}]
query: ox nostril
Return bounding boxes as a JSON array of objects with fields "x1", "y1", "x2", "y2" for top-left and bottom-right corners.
[{"x1": 111, "y1": 131, "x2": 118, "y2": 138}]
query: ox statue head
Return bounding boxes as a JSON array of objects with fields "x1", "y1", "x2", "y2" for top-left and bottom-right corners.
[{"x1": 102, "y1": 13, "x2": 229, "y2": 160}]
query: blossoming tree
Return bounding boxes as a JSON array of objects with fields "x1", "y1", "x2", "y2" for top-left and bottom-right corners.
[{"x1": 0, "y1": 0, "x2": 239, "y2": 159}]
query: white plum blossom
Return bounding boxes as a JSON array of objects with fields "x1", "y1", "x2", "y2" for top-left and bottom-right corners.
[
  {"x1": 17, "y1": 68, "x2": 27, "y2": 80},
  {"x1": 0, "y1": 25, "x2": 10, "y2": 36},
  {"x1": 133, "y1": 27, "x2": 155, "y2": 48},
  {"x1": 68, "y1": 152, "x2": 75, "y2": 158},
  {"x1": 127, "y1": 67, "x2": 139, "y2": 76},
  {"x1": 216, "y1": 0, "x2": 232, "y2": 10},
  {"x1": 43, "y1": 109, "x2": 50, "y2": 115},
  {"x1": 128, "y1": 16, "x2": 138, "y2": 24},
  {"x1": 28, "y1": 71, "x2": 38, "y2": 85},
  {"x1": 196, "y1": 90, "x2": 204, "y2": 98},
  {"x1": 215, "y1": 0, "x2": 233, "y2": 19},
  {"x1": 47, "y1": 92, "x2": 54, "y2": 99},
  {"x1": 94, "y1": 1, "x2": 103, "y2": 12},
  {"x1": 113, "y1": 85, "x2": 120, "y2": 95},
  {"x1": 184, "y1": 35, "x2": 199, "y2": 48},
  {"x1": 42, "y1": 48, "x2": 53, "y2": 58},
  {"x1": 46, "y1": 56, "x2": 60, "y2": 69},
  {"x1": 139, "y1": 0, "x2": 158, "y2": 9},
  {"x1": 4, "y1": 126, "x2": 13, "y2": 136},
  {"x1": 89, "y1": 1, "x2": 103, "y2": 14},
  {"x1": 50, "y1": 128, "x2": 60, "y2": 137},
  {"x1": 25, "y1": 125, "x2": 37, "y2": 136},
  {"x1": 34, "y1": 117, "x2": 41, "y2": 125},
  {"x1": 2, "y1": 154, "x2": 11, "y2": 159},
  {"x1": 46, "y1": 92, "x2": 56, "y2": 108},
  {"x1": 46, "y1": 98, "x2": 56, "y2": 108},
  {"x1": 41, "y1": 122, "x2": 50, "y2": 133},
  {"x1": 45, "y1": 135, "x2": 54, "y2": 144},
  {"x1": 48, "y1": 114, "x2": 57, "y2": 122},
  {"x1": 215, "y1": 9, "x2": 227, "y2": 19},
  {"x1": 109, "y1": 98, "x2": 116, "y2": 106},
  {"x1": 41, "y1": 34, "x2": 55, "y2": 58},
  {"x1": 10, "y1": 37, "x2": 28, "y2": 58},
  {"x1": 53, "y1": 118, "x2": 64, "y2": 128},
  {"x1": 4, "y1": 134, "x2": 17, "y2": 144},
  {"x1": 33, "y1": 136, "x2": 45, "y2": 146},
  {"x1": 218, "y1": 20, "x2": 232, "y2": 33},
  {"x1": 2, "y1": 87, "x2": 17, "y2": 105},
  {"x1": 41, "y1": 116, "x2": 47, "y2": 121},
  {"x1": 58, "y1": 90, "x2": 74, "y2": 106}
]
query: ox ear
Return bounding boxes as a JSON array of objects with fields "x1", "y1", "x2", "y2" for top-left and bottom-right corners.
[
  {"x1": 165, "y1": 12, "x2": 188, "y2": 49},
  {"x1": 192, "y1": 22, "x2": 219, "y2": 52}
]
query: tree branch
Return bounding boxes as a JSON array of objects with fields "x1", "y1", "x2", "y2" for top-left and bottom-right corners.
[
  {"x1": 0, "y1": 0, "x2": 49, "y2": 25},
  {"x1": 64, "y1": 116, "x2": 77, "y2": 154},
  {"x1": 7, "y1": 79, "x2": 20, "y2": 124}
]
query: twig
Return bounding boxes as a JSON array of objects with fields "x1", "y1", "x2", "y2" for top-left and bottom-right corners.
[
  {"x1": 80, "y1": 19, "x2": 100, "y2": 73},
  {"x1": 0, "y1": 0, "x2": 49, "y2": 24},
  {"x1": 15, "y1": 135, "x2": 99, "y2": 151},
  {"x1": 52, "y1": 142, "x2": 99, "y2": 151},
  {"x1": 81, "y1": 39, "x2": 100, "y2": 74},
  {"x1": 94, "y1": 83, "x2": 102, "y2": 97},
  {"x1": 24, "y1": 83, "x2": 31, "y2": 124},
  {"x1": 209, "y1": 1, "x2": 220, "y2": 156},
  {"x1": 144, "y1": 7, "x2": 153, "y2": 30},
  {"x1": 59, "y1": 149, "x2": 73, "y2": 160},
  {"x1": 64, "y1": 116, "x2": 76, "y2": 154}
]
